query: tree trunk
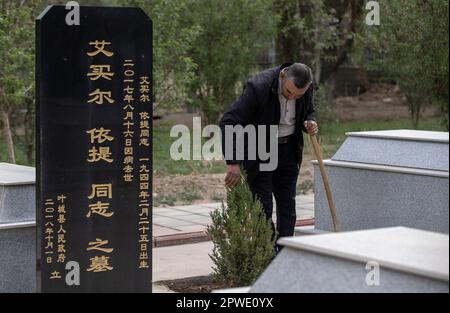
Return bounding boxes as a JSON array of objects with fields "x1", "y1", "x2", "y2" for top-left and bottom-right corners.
[
  {"x1": 321, "y1": 0, "x2": 364, "y2": 82},
  {"x1": 412, "y1": 105, "x2": 421, "y2": 130},
  {"x1": 1, "y1": 107, "x2": 16, "y2": 164},
  {"x1": 313, "y1": 49, "x2": 322, "y2": 84},
  {"x1": 404, "y1": 91, "x2": 421, "y2": 130},
  {"x1": 325, "y1": 73, "x2": 336, "y2": 104},
  {"x1": 24, "y1": 98, "x2": 35, "y2": 165}
]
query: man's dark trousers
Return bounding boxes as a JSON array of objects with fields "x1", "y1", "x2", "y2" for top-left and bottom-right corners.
[{"x1": 245, "y1": 135, "x2": 299, "y2": 241}]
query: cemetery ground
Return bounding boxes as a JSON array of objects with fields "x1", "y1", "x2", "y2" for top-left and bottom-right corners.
[
  {"x1": 152, "y1": 116, "x2": 444, "y2": 207},
  {"x1": 0, "y1": 82, "x2": 447, "y2": 293},
  {"x1": 0, "y1": 84, "x2": 445, "y2": 206},
  {"x1": 151, "y1": 83, "x2": 443, "y2": 208},
  {"x1": 0, "y1": 82, "x2": 445, "y2": 214},
  {"x1": 150, "y1": 83, "x2": 445, "y2": 293},
  {"x1": 152, "y1": 241, "x2": 224, "y2": 293}
]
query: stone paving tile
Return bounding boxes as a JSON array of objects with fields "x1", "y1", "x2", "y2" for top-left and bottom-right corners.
[
  {"x1": 153, "y1": 207, "x2": 182, "y2": 213},
  {"x1": 174, "y1": 207, "x2": 215, "y2": 214},
  {"x1": 197, "y1": 203, "x2": 223, "y2": 209},
  {"x1": 169, "y1": 214, "x2": 211, "y2": 221},
  {"x1": 153, "y1": 193, "x2": 316, "y2": 243},
  {"x1": 154, "y1": 211, "x2": 197, "y2": 218},
  {"x1": 153, "y1": 241, "x2": 214, "y2": 281},
  {"x1": 175, "y1": 225, "x2": 206, "y2": 233},
  {"x1": 154, "y1": 219, "x2": 197, "y2": 228},
  {"x1": 152, "y1": 224, "x2": 180, "y2": 236}
]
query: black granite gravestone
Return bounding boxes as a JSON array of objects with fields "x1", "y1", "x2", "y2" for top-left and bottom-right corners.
[{"x1": 36, "y1": 5, "x2": 152, "y2": 292}]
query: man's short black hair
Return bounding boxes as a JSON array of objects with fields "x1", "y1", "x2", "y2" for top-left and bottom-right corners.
[{"x1": 284, "y1": 63, "x2": 313, "y2": 88}]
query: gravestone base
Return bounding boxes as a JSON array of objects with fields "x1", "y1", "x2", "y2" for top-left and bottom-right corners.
[
  {"x1": 251, "y1": 227, "x2": 449, "y2": 293},
  {"x1": 0, "y1": 222, "x2": 36, "y2": 293},
  {"x1": 0, "y1": 163, "x2": 36, "y2": 293},
  {"x1": 314, "y1": 130, "x2": 449, "y2": 233}
]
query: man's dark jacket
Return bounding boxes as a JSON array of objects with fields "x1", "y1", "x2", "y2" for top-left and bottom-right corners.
[{"x1": 219, "y1": 63, "x2": 316, "y2": 173}]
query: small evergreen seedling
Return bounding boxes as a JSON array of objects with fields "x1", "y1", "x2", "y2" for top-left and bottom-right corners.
[{"x1": 207, "y1": 175, "x2": 275, "y2": 286}]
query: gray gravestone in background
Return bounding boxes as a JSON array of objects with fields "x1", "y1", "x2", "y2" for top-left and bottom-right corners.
[
  {"x1": 0, "y1": 163, "x2": 36, "y2": 293},
  {"x1": 0, "y1": 163, "x2": 35, "y2": 223},
  {"x1": 251, "y1": 227, "x2": 449, "y2": 293},
  {"x1": 333, "y1": 130, "x2": 449, "y2": 171},
  {"x1": 314, "y1": 130, "x2": 449, "y2": 233}
]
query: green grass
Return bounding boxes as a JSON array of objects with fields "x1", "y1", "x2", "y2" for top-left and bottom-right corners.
[
  {"x1": 178, "y1": 184, "x2": 202, "y2": 203},
  {"x1": 211, "y1": 191, "x2": 225, "y2": 202},
  {"x1": 296, "y1": 179, "x2": 314, "y2": 195},
  {"x1": 153, "y1": 184, "x2": 203, "y2": 207},
  {"x1": 153, "y1": 194, "x2": 177, "y2": 207},
  {"x1": 153, "y1": 122, "x2": 226, "y2": 175},
  {"x1": 1, "y1": 117, "x2": 447, "y2": 173}
]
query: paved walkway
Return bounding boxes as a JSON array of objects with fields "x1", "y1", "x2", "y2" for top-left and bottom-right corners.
[
  {"x1": 152, "y1": 241, "x2": 215, "y2": 292},
  {"x1": 152, "y1": 192, "x2": 315, "y2": 247},
  {"x1": 153, "y1": 241, "x2": 214, "y2": 282}
]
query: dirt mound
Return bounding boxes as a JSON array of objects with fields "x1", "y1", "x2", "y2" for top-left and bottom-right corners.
[
  {"x1": 160, "y1": 275, "x2": 232, "y2": 293},
  {"x1": 333, "y1": 83, "x2": 440, "y2": 121}
]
